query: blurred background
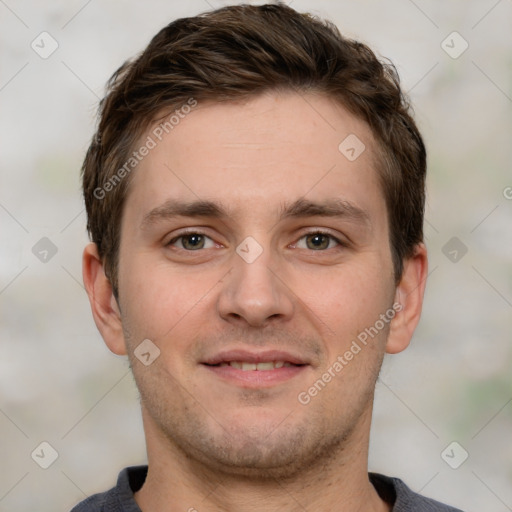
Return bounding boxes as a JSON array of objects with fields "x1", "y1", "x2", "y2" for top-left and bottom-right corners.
[{"x1": 0, "y1": 1, "x2": 511, "y2": 511}]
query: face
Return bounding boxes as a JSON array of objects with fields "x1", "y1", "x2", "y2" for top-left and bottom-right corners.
[{"x1": 115, "y1": 91, "x2": 399, "y2": 478}]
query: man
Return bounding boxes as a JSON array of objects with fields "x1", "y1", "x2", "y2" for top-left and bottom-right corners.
[{"x1": 74, "y1": 3, "x2": 464, "y2": 511}]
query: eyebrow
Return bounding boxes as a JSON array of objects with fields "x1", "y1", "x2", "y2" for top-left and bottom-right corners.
[
  {"x1": 140, "y1": 197, "x2": 371, "y2": 231},
  {"x1": 279, "y1": 197, "x2": 371, "y2": 226}
]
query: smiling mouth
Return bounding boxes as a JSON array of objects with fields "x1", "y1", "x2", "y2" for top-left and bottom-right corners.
[
  {"x1": 202, "y1": 358, "x2": 307, "y2": 387},
  {"x1": 208, "y1": 361, "x2": 301, "y2": 371},
  {"x1": 201, "y1": 348, "x2": 309, "y2": 386}
]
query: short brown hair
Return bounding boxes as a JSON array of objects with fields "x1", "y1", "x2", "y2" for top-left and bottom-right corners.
[{"x1": 82, "y1": 2, "x2": 426, "y2": 296}]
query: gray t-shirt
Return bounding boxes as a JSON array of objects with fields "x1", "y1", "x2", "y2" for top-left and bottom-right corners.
[{"x1": 70, "y1": 466, "x2": 465, "y2": 511}]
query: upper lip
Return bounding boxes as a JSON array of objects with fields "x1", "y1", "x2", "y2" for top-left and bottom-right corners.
[{"x1": 202, "y1": 349, "x2": 309, "y2": 366}]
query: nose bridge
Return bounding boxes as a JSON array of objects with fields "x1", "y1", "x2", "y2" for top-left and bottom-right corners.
[{"x1": 217, "y1": 235, "x2": 294, "y2": 326}]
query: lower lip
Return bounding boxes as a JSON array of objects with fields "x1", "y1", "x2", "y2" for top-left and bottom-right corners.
[{"x1": 202, "y1": 364, "x2": 307, "y2": 387}]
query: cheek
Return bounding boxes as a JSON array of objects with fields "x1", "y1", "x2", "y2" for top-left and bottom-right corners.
[
  {"x1": 298, "y1": 257, "x2": 393, "y2": 321},
  {"x1": 292, "y1": 263, "x2": 395, "y2": 377},
  {"x1": 119, "y1": 259, "x2": 216, "y2": 351}
]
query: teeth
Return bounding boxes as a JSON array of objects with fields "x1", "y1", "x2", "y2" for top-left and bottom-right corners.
[
  {"x1": 255, "y1": 362, "x2": 274, "y2": 371},
  {"x1": 223, "y1": 361, "x2": 294, "y2": 371}
]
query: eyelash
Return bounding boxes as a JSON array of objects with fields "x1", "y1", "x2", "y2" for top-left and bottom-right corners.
[{"x1": 166, "y1": 229, "x2": 345, "y2": 251}]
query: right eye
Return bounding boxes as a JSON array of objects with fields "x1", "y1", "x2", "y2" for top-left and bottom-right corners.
[{"x1": 167, "y1": 232, "x2": 217, "y2": 251}]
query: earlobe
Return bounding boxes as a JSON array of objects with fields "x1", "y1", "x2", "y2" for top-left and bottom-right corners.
[
  {"x1": 82, "y1": 243, "x2": 127, "y2": 355},
  {"x1": 386, "y1": 243, "x2": 428, "y2": 354}
]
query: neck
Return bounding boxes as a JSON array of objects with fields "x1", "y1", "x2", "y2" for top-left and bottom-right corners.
[{"x1": 135, "y1": 406, "x2": 391, "y2": 512}]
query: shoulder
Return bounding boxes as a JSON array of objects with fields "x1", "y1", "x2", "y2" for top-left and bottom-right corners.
[
  {"x1": 370, "y1": 473, "x2": 466, "y2": 512},
  {"x1": 69, "y1": 466, "x2": 147, "y2": 512},
  {"x1": 69, "y1": 491, "x2": 110, "y2": 512}
]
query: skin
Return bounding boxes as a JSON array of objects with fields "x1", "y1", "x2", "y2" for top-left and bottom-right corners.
[{"x1": 83, "y1": 90, "x2": 428, "y2": 512}]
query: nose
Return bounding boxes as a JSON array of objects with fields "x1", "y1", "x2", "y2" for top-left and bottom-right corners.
[{"x1": 216, "y1": 242, "x2": 295, "y2": 328}]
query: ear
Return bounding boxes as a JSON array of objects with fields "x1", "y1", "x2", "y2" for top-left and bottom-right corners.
[
  {"x1": 82, "y1": 242, "x2": 127, "y2": 355},
  {"x1": 386, "y1": 243, "x2": 428, "y2": 354}
]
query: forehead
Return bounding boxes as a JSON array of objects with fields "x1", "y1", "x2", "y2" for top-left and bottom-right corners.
[{"x1": 123, "y1": 90, "x2": 386, "y2": 231}]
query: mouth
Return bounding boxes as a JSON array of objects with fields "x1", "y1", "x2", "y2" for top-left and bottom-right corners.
[
  {"x1": 201, "y1": 349, "x2": 309, "y2": 387},
  {"x1": 214, "y1": 360, "x2": 297, "y2": 371}
]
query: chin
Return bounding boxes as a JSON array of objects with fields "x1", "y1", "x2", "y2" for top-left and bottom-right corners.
[{"x1": 162, "y1": 410, "x2": 353, "y2": 481}]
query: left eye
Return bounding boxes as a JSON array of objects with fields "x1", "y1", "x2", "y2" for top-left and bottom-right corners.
[
  {"x1": 168, "y1": 233, "x2": 216, "y2": 250},
  {"x1": 295, "y1": 232, "x2": 341, "y2": 250}
]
